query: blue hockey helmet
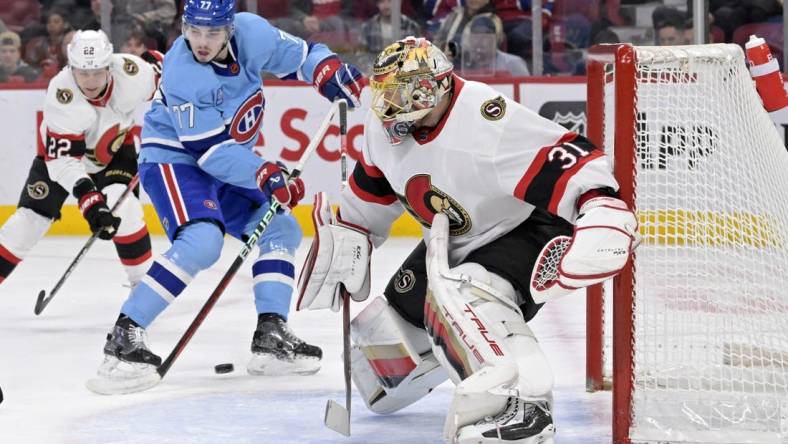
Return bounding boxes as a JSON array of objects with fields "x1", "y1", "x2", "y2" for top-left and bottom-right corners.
[{"x1": 182, "y1": 0, "x2": 236, "y2": 28}]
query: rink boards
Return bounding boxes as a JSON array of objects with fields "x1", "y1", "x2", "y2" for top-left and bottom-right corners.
[{"x1": 0, "y1": 78, "x2": 786, "y2": 236}]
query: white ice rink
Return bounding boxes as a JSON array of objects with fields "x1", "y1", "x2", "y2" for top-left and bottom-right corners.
[{"x1": 0, "y1": 236, "x2": 612, "y2": 443}]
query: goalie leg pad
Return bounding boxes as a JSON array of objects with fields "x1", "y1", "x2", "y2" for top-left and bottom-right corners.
[
  {"x1": 350, "y1": 295, "x2": 448, "y2": 414},
  {"x1": 426, "y1": 214, "x2": 554, "y2": 442}
]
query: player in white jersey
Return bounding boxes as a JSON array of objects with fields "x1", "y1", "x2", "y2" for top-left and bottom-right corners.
[
  {"x1": 298, "y1": 37, "x2": 638, "y2": 443},
  {"x1": 0, "y1": 30, "x2": 157, "y2": 288}
]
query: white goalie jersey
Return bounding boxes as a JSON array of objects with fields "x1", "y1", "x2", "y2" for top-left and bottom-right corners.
[
  {"x1": 340, "y1": 76, "x2": 620, "y2": 264},
  {"x1": 38, "y1": 53, "x2": 157, "y2": 193}
]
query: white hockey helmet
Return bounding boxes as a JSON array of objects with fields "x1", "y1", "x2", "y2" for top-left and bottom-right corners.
[
  {"x1": 370, "y1": 37, "x2": 454, "y2": 145},
  {"x1": 67, "y1": 30, "x2": 113, "y2": 70}
]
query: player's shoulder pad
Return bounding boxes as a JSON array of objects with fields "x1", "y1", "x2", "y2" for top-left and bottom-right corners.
[
  {"x1": 458, "y1": 80, "x2": 520, "y2": 124},
  {"x1": 161, "y1": 38, "x2": 221, "y2": 106},
  {"x1": 43, "y1": 68, "x2": 94, "y2": 133},
  {"x1": 110, "y1": 53, "x2": 156, "y2": 99}
]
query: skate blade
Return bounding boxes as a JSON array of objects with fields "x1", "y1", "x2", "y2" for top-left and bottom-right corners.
[
  {"x1": 324, "y1": 399, "x2": 350, "y2": 436},
  {"x1": 86, "y1": 372, "x2": 161, "y2": 395},
  {"x1": 247, "y1": 353, "x2": 321, "y2": 376}
]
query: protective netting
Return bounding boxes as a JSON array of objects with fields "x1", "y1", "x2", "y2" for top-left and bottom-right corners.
[{"x1": 606, "y1": 45, "x2": 788, "y2": 443}]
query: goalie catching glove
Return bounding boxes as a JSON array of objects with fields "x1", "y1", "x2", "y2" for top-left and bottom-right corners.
[
  {"x1": 530, "y1": 195, "x2": 637, "y2": 303},
  {"x1": 296, "y1": 192, "x2": 371, "y2": 312}
]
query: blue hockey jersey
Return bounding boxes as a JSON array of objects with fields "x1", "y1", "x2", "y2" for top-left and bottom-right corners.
[{"x1": 139, "y1": 12, "x2": 335, "y2": 189}]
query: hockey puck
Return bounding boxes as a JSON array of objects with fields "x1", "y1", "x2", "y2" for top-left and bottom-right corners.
[
  {"x1": 214, "y1": 363, "x2": 234, "y2": 374},
  {"x1": 0, "y1": 386, "x2": 3, "y2": 404}
]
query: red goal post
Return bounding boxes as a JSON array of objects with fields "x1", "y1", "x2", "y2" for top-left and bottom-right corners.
[{"x1": 586, "y1": 43, "x2": 788, "y2": 444}]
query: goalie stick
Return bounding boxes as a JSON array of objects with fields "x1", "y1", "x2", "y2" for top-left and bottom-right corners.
[
  {"x1": 324, "y1": 99, "x2": 352, "y2": 437},
  {"x1": 34, "y1": 174, "x2": 141, "y2": 316}
]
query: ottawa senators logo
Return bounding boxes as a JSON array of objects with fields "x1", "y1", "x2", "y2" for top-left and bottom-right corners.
[
  {"x1": 481, "y1": 96, "x2": 506, "y2": 121},
  {"x1": 122, "y1": 58, "x2": 139, "y2": 75},
  {"x1": 27, "y1": 181, "x2": 49, "y2": 200},
  {"x1": 87, "y1": 124, "x2": 126, "y2": 166},
  {"x1": 56, "y1": 88, "x2": 73, "y2": 104},
  {"x1": 398, "y1": 174, "x2": 471, "y2": 236},
  {"x1": 394, "y1": 268, "x2": 416, "y2": 293}
]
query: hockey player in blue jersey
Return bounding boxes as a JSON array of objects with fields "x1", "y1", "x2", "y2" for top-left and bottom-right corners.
[{"x1": 89, "y1": 0, "x2": 365, "y2": 388}]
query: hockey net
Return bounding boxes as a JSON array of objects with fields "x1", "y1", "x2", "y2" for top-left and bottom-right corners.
[{"x1": 586, "y1": 44, "x2": 788, "y2": 443}]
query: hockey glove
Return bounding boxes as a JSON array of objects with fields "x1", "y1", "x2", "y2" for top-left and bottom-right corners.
[
  {"x1": 255, "y1": 161, "x2": 305, "y2": 209},
  {"x1": 313, "y1": 57, "x2": 366, "y2": 109},
  {"x1": 73, "y1": 178, "x2": 120, "y2": 240},
  {"x1": 530, "y1": 195, "x2": 637, "y2": 303},
  {"x1": 297, "y1": 192, "x2": 371, "y2": 312}
]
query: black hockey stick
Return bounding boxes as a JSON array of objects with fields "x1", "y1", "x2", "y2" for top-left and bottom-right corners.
[
  {"x1": 324, "y1": 99, "x2": 352, "y2": 436},
  {"x1": 156, "y1": 100, "x2": 340, "y2": 380},
  {"x1": 34, "y1": 174, "x2": 141, "y2": 315}
]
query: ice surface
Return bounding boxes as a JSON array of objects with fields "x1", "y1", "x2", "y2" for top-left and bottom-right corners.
[{"x1": 0, "y1": 236, "x2": 612, "y2": 443}]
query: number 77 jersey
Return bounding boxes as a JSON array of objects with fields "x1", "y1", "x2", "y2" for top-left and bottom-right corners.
[
  {"x1": 341, "y1": 77, "x2": 621, "y2": 264},
  {"x1": 139, "y1": 12, "x2": 337, "y2": 190}
]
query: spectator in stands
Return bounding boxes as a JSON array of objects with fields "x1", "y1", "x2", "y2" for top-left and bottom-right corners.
[
  {"x1": 108, "y1": 0, "x2": 176, "y2": 49},
  {"x1": 420, "y1": 0, "x2": 460, "y2": 36},
  {"x1": 77, "y1": 0, "x2": 102, "y2": 31},
  {"x1": 706, "y1": 0, "x2": 783, "y2": 42},
  {"x1": 433, "y1": 0, "x2": 499, "y2": 59},
  {"x1": 240, "y1": 1, "x2": 311, "y2": 38},
  {"x1": 120, "y1": 28, "x2": 149, "y2": 57},
  {"x1": 59, "y1": 29, "x2": 76, "y2": 66},
  {"x1": 360, "y1": 0, "x2": 422, "y2": 53},
  {"x1": 652, "y1": 6, "x2": 686, "y2": 46},
  {"x1": 458, "y1": 14, "x2": 529, "y2": 76},
  {"x1": 34, "y1": 8, "x2": 72, "y2": 69},
  {"x1": 493, "y1": 0, "x2": 554, "y2": 61},
  {"x1": 0, "y1": 31, "x2": 40, "y2": 83},
  {"x1": 291, "y1": 0, "x2": 354, "y2": 37}
]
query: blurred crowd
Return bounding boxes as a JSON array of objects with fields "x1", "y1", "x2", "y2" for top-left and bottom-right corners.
[{"x1": 0, "y1": 0, "x2": 783, "y2": 84}]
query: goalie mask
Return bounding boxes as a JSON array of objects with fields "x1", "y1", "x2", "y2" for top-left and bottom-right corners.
[{"x1": 370, "y1": 37, "x2": 454, "y2": 145}]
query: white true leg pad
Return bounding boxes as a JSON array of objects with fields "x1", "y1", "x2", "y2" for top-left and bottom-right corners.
[
  {"x1": 0, "y1": 207, "x2": 52, "y2": 258},
  {"x1": 350, "y1": 296, "x2": 448, "y2": 414},
  {"x1": 426, "y1": 214, "x2": 554, "y2": 443}
]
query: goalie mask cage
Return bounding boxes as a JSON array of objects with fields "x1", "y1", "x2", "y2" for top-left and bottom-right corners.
[{"x1": 586, "y1": 43, "x2": 788, "y2": 443}]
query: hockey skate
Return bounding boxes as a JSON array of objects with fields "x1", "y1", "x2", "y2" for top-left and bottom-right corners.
[
  {"x1": 86, "y1": 316, "x2": 163, "y2": 395},
  {"x1": 247, "y1": 313, "x2": 322, "y2": 376},
  {"x1": 455, "y1": 399, "x2": 556, "y2": 444}
]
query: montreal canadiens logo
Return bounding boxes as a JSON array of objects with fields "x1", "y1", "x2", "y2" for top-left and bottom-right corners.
[{"x1": 230, "y1": 90, "x2": 264, "y2": 144}]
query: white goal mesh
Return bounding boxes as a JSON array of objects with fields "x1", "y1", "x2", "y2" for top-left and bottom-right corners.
[{"x1": 598, "y1": 44, "x2": 788, "y2": 443}]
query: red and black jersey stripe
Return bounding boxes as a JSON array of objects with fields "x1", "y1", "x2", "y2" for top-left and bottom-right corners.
[
  {"x1": 113, "y1": 227, "x2": 153, "y2": 266},
  {"x1": 349, "y1": 158, "x2": 397, "y2": 205},
  {"x1": 514, "y1": 133, "x2": 605, "y2": 214},
  {"x1": 40, "y1": 130, "x2": 87, "y2": 160},
  {"x1": 0, "y1": 243, "x2": 21, "y2": 283}
]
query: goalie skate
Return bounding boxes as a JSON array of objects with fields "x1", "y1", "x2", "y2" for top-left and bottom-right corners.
[
  {"x1": 247, "y1": 313, "x2": 322, "y2": 376},
  {"x1": 455, "y1": 399, "x2": 555, "y2": 444},
  {"x1": 86, "y1": 316, "x2": 162, "y2": 395}
]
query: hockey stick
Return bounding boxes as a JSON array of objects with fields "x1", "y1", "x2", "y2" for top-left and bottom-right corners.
[
  {"x1": 34, "y1": 174, "x2": 141, "y2": 315},
  {"x1": 155, "y1": 100, "x2": 340, "y2": 381},
  {"x1": 324, "y1": 99, "x2": 352, "y2": 436}
]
